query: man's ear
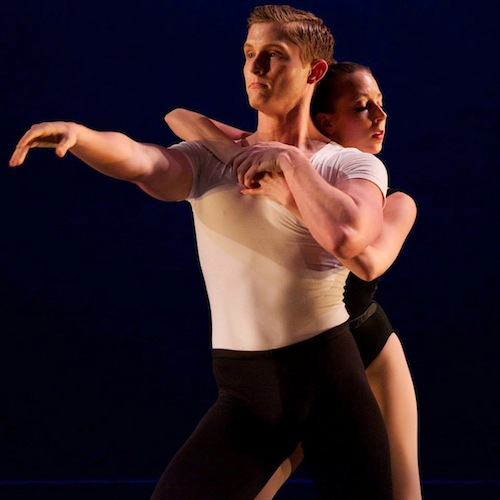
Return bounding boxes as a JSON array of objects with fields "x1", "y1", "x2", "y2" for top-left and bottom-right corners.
[
  {"x1": 307, "y1": 59, "x2": 329, "y2": 84},
  {"x1": 314, "y1": 112, "x2": 336, "y2": 137}
]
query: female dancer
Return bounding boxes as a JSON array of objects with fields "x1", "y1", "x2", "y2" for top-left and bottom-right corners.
[{"x1": 165, "y1": 62, "x2": 421, "y2": 499}]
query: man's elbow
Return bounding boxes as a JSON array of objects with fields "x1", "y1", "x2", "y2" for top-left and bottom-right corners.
[{"x1": 328, "y1": 229, "x2": 367, "y2": 261}]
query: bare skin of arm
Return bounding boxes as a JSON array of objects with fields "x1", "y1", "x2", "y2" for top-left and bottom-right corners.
[
  {"x1": 164, "y1": 109, "x2": 249, "y2": 164},
  {"x1": 9, "y1": 121, "x2": 193, "y2": 201},
  {"x1": 342, "y1": 191, "x2": 416, "y2": 280},
  {"x1": 165, "y1": 108, "x2": 251, "y2": 142}
]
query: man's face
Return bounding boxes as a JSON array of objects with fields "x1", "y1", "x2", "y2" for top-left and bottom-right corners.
[{"x1": 243, "y1": 22, "x2": 311, "y2": 115}]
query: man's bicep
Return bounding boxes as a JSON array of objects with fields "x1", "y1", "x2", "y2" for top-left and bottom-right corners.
[
  {"x1": 336, "y1": 177, "x2": 385, "y2": 247},
  {"x1": 336, "y1": 177, "x2": 385, "y2": 211},
  {"x1": 136, "y1": 145, "x2": 194, "y2": 201}
]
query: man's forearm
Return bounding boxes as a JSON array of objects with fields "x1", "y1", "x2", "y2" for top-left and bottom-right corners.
[
  {"x1": 70, "y1": 124, "x2": 153, "y2": 181},
  {"x1": 281, "y1": 153, "x2": 382, "y2": 259},
  {"x1": 10, "y1": 120, "x2": 193, "y2": 202}
]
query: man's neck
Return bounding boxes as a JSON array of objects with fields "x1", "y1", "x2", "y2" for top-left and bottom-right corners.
[{"x1": 248, "y1": 108, "x2": 330, "y2": 156}]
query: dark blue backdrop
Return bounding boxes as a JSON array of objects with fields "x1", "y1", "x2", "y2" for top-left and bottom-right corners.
[{"x1": 1, "y1": 0, "x2": 499, "y2": 495}]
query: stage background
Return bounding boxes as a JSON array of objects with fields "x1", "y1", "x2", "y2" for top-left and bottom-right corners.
[{"x1": 1, "y1": 0, "x2": 498, "y2": 497}]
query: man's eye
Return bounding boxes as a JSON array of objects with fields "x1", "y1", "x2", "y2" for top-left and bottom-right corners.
[{"x1": 246, "y1": 52, "x2": 255, "y2": 59}]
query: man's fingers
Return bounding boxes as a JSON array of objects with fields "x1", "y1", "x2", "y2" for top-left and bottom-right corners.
[
  {"x1": 55, "y1": 134, "x2": 75, "y2": 157},
  {"x1": 243, "y1": 166, "x2": 260, "y2": 188},
  {"x1": 231, "y1": 146, "x2": 283, "y2": 188},
  {"x1": 16, "y1": 123, "x2": 55, "y2": 147},
  {"x1": 9, "y1": 139, "x2": 64, "y2": 167},
  {"x1": 240, "y1": 187, "x2": 261, "y2": 196},
  {"x1": 9, "y1": 122, "x2": 75, "y2": 166},
  {"x1": 9, "y1": 147, "x2": 28, "y2": 167},
  {"x1": 232, "y1": 156, "x2": 253, "y2": 187}
]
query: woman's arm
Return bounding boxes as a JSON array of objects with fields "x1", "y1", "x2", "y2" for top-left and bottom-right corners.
[
  {"x1": 338, "y1": 191, "x2": 417, "y2": 280},
  {"x1": 164, "y1": 108, "x2": 250, "y2": 164}
]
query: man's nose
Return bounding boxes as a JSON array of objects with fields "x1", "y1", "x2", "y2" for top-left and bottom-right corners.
[{"x1": 251, "y1": 54, "x2": 267, "y2": 74}]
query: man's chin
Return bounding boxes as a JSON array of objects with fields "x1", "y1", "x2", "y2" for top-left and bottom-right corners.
[
  {"x1": 246, "y1": 92, "x2": 270, "y2": 111},
  {"x1": 247, "y1": 96, "x2": 261, "y2": 110}
]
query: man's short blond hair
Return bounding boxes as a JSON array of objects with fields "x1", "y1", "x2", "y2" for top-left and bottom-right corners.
[{"x1": 247, "y1": 4, "x2": 335, "y2": 65}]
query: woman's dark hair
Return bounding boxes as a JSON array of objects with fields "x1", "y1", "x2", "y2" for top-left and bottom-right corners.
[{"x1": 311, "y1": 61, "x2": 372, "y2": 119}]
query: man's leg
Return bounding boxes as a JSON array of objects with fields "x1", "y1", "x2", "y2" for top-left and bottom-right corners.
[
  {"x1": 151, "y1": 398, "x2": 292, "y2": 499},
  {"x1": 151, "y1": 350, "x2": 299, "y2": 500}
]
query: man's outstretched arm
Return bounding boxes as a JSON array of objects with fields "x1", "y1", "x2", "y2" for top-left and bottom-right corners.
[{"x1": 10, "y1": 121, "x2": 193, "y2": 202}]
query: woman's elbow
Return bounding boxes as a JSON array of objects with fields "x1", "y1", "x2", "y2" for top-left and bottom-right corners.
[
  {"x1": 164, "y1": 108, "x2": 189, "y2": 126},
  {"x1": 358, "y1": 268, "x2": 382, "y2": 282}
]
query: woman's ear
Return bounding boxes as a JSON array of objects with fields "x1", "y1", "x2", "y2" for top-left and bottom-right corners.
[
  {"x1": 314, "y1": 112, "x2": 336, "y2": 137},
  {"x1": 307, "y1": 59, "x2": 329, "y2": 84}
]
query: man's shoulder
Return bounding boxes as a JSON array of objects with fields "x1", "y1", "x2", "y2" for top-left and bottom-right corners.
[
  {"x1": 170, "y1": 141, "x2": 233, "y2": 199},
  {"x1": 169, "y1": 140, "x2": 209, "y2": 157},
  {"x1": 169, "y1": 140, "x2": 225, "y2": 171},
  {"x1": 311, "y1": 142, "x2": 387, "y2": 191}
]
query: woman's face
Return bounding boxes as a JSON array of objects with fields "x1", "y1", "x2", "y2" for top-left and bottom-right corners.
[{"x1": 322, "y1": 71, "x2": 387, "y2": 154}]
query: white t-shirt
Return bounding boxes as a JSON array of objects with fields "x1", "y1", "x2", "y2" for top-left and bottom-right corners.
[{"x1": 171, "y1": 141, "x2": 388, "y2": 350}]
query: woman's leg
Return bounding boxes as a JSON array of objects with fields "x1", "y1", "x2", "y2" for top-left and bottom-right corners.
[
  {"x1": 258, "y1": 324, "x2": 392, "y2": 499},
  {"x1": 254, "y1": 445, "x2": 304, "y2": 500},
  {"x1": 365, "y1": 333, "x2": 421, "y2": 500},
  {"x1": 255, "y1": 332, "x2": 421, "y2": 500}
]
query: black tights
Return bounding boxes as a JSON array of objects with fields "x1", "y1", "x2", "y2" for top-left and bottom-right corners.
[{"x1": 151, "y1": 324, "x2": 392, "y2": 499}]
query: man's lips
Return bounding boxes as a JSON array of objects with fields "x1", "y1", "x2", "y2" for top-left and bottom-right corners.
[
  {"x1": 372, "y1": 130, "x2": 384, "y2": 140},
  {"x1": 248, "y1": 81, "x2": 268, "y2": 89}
]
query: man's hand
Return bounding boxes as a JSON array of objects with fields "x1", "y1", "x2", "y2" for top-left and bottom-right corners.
[
  {"x1": 241, "y1": 172, "x2": 297, "y2": 208},
  {"x1": 9, "y1": 122, "x2": 79, "y2": 167},
  {"x1": 230, "y1": 142, "x2": 302, "y2": 188}
]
